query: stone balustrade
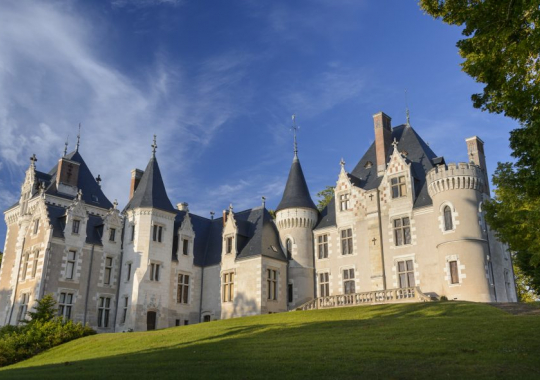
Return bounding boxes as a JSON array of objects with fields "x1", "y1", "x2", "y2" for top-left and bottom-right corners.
[{"x1": 296, "y1": 287, "x2": 431, "y2": 311}]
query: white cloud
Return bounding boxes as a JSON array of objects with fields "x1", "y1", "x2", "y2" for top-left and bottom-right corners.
[
  {"x1": 111, "y1": 0, "x2": 184, "y2": 9},
  {"x1": 0, "y1": 0, "x2": 252, "y2": 211}
]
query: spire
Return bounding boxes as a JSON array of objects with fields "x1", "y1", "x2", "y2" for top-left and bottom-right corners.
[
  {"x1": 124, "y1": 151, "x2": 174, "y2": 212},
  {"x1": 151, "y1": 134, "x2": 157, "y2": 158},
  {"x1": 76, "y1": 123, "x2": 81, "y2": 152},
  {"x1": 276, "y1": 154, "x2": 317, "y2": 212},
  {"x1": 64, "y1": 135, "x2": 69, "y2": 157},
  {"x1": 291, "y1": 114, "x2": 298, "y2": 159}
]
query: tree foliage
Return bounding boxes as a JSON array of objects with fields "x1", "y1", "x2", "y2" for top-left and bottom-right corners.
[
  {"x1": 316, "y1": 186, "x2": 335, "y2": 211},
  {"x1": 420, "y1": 0, "x2": 540, "y2": 296},
  {"x1": 25, "y1": 294, "x2": 57, "y2": 324}
]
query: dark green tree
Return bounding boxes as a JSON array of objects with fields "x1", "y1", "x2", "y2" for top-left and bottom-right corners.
[
  {"x1": 316, "y1": 186, "x2": 335, "y2": 211},
  {"x1": 420, "y1": 0, "x2": 540, "y2": 297},
  {"x1": 25, "y1": 294, "x2": 57, "y2": 324}
]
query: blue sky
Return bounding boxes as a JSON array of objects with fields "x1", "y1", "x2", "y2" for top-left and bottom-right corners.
[{"x1": 0, "y1": 0, "x2": 517, "y2": 246}]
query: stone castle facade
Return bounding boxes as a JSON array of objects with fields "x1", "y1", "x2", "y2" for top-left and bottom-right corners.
[{"x1": 0, "y1": 111, "x2": 517, "y2": 332}]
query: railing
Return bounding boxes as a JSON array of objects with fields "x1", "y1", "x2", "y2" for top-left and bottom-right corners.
[{"x1": 296, "y1": 287, "x2": 431, "y2": 311}]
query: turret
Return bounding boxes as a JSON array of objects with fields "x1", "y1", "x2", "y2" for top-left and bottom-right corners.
[
  {"x1": 275, "y1": 121, "x2": 318, "y2": 308},
  {"x1": 426, "y1": 138, "x2": 493, "y2": 302}
]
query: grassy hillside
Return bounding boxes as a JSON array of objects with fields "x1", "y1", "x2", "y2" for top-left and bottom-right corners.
[{"x1": 1, "y1": 302, "x2": 539, "y2": 379}]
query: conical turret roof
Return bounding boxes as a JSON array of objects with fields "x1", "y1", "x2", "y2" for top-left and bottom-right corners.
[
  {"x1": 276, "y1": 155, "x2": 317, "y2": 212},
  {"x1": 125, "y1": 155, "x2": 175, "y2": 213}
]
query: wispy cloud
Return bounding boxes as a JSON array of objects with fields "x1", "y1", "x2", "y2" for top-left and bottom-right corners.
[{"x1": 111, "y1": 0, "x2": 184, "y2": 9}]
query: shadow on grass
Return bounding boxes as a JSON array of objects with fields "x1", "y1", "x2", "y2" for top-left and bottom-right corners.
[{"x1": 3, "y1": 303, "x2": 539, "y2": 380}]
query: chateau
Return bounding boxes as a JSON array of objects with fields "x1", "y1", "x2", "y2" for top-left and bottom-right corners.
[{"x1": 0, "y1": 111, "x2": 517, "y2": 332}]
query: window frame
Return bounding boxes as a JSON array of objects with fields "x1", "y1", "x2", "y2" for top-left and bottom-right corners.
[
  {"x1": 342, "y1": 269, "x2": 355, "y2": 294},
  {"x1": 33, "y1": 219, "x2": 40, "y2": 235},
  {"x1": 104, "y1": 257, "x2": 113, "y2": 285},
  {"x1": 126, "y1": 262, "x2": 132, "y2": 282},
  {"x1": 222, "y1": 271, "x2": 234, "y2": 302},
  {"x1": 449, "y1": 260, "x2": 459, "y2": 284},
  {"x1": 21, "y1": 252, "x2": 30, "y2": 281},
  {"x1": 226, "y1": 236, "x2": 233, "y2": 254},
  {"x1": 317, "y1": 234, "x2": 328, "y2": 259},
  {"x1": 267, "y1": 269, "x2": 277, "y2": 301},
  {"x1": 182, "y1": 238, "x2": 189, "y2": 256},
  {"x1": 66, "y1": 250, "x2": 77, "y2": 280},
  {"x1": 109, "y1": 228, "x2": 116, "y2": 242},
  {"x1": 397, "y1": 260, "x2": 415, "y2": 288},
  {"x1": 393, "y1": 217, "x2": 411, "y2": 246},
  {"x1": 339, "y1": 193, "x2": 350, "y2": 211},
  {"x1": 152, "y1": 225, "x2": 163, "y2": 243},
  {"x1": 443, "y1": 206, "x2": 454, "y2": 231},
  {"x1": 31, "y1": 251, "x2": 39, "y2": 278},
  {"x1": 319, "y1": 272, "x2": 330, "y2": 297},
  {"x1": 97, "y1": 296, "x2": 111, "y2": 328},
  {"x1": 17, "y1": 293, "x2": 29, "y2": 324},
  {"x1": 177, "y1": 273, "x2": 190, "y2": 304},
  {"x1": 150, "y1": 263, "x2": 160, "y2": 282},
  {"x1": 391, "y1": 176, "x2": 407, "y2": 199},
  {"x1": 121, "y1": 296, "x2": 128, "y2": 324},
  {"x1": 58, "y1": 292, "x2": 74, "y2": 320},
  {"x1": 341, "y1": 228, "x2": 353, "y2": 255},
  {"x1": 72, "y1": 219, "x2": 80, "y2": 234}
]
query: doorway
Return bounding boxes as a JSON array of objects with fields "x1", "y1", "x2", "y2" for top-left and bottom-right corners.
[{"x1": 147, "y1": 311, "x2": 157, "y2": 331}]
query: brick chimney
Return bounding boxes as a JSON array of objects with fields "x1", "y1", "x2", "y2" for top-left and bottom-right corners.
[
  {"x1": 466, "y1": 136, "x2": 490, "y2": 195},
  {"x1": 373, "y1": 112, "x2": 392, "y2": 177},
  {"x1": 56, "y1": 158, "x2": 80, "y2": 196},
  {"x1": 129, "y1": 169, "x2": 144, "y2": 200}
]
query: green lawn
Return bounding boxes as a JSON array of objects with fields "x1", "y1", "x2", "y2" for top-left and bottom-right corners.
[{"x1": 1, "y1": 302, "x2": 539, "y2": 379}]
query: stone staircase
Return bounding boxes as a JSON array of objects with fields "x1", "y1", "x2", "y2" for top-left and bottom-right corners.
[{"x1": 296, "y1": 287, "x2": 432, "y2": 311}]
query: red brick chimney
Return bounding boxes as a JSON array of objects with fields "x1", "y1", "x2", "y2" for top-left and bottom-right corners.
[
  {"x1": 56, "y1": 158, "x2": 80, "y2": 190},
  {"x1": 466, "y1": 136, "x2": 490, "y2": 195},
  {"x1": 373, "y1": 112, "x2": 392, "y2": 177},
  {"x1": 129, "y1": 169, "x2": 144, "y2": 200}
]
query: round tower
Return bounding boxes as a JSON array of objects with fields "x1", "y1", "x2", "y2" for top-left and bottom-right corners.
[
  {"x1": 276, "y1": 148, "x2": 318, "y2": 309},
  {"x1": 427, "y1": 162, "x2": 493, "y2": 302}
]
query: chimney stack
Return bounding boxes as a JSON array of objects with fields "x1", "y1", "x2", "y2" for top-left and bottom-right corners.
[
  {"x1": 373, "y1": 112, "x2": 392, "y2": 177},
  {"x1": 466, "y1": 136, "x2": 490, "y2": 195},
  {"x1": 129, "y1": 169, "x2": 144, "y2": 200},
  {"x1": 56, "y1": 157, "x2": 80, "y2": 196}
]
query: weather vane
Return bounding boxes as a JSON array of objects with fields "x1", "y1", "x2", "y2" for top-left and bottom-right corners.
[
  {"x1": 405, "y1": 89, "x2": 411, "y2": 126},
  {"x1": 151, "y1": 134, "x2": 158, "y2": 157},
  {"x1": 76, "y1": 123, "x2": 81, "y2": 151},
  {"x1": 291, "y1": 114, "x2": 299, "y2": 157}
]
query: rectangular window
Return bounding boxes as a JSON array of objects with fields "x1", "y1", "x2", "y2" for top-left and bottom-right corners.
[
  {"x1": 226, "y1": 237, "x2": 233, "y2": 254},
  {"x1": 267, "y1": 269, "x2": 277, "y2": 301},
  {"x1": 104, "y1": 257, "x2": 113, "y2": 285},
  {"x1": 66, "y1": 251, "x2": 76, "y2": 279},
  {"x1": 339, "y1": 194, "x2": 350, "y2": 211},
  {"x1": 288, "y1": 283, "x2": 293, "y2": 303},
  {"x1": 130, "y1": 225, "x2": 135, "y2": 241},
  {"x1": 177, "y1": 274, "x2": 190, "y2": 304},
  {"x1": 97, "y1": 296, "x2": 111, "y2": 328},
  {"x1": 393, "y1": 217, "x2": 411, "y2": 246},
  {"x1": 182, "y1": 239, "x2": 189, "y2": 255},
  {"x1": 449, "y1": 261, "x2": 459, "y2": 284},
  {"x1": 17, "y1": 293, "x2": 29, "y2": 323},
  {"x1": 153, "y1": 225, "x2": 163, "y2": 242},
  {"x1": 21, "y1": 252, "x2": 30, "y2": 280},
  {"x1": 184, "y1": 320, "x2": 189, "y2": 326},
  {"x1": 121, "y1": 297, "x2": 128, "y2": 324},
  {"x1": 72, "y1": 220, "x2": 80, "y2": 234},
  {"x1": 126, "y1": 263, "x2": 132, "y2": 282},
  {"x1": 343, "y1": 269, "x2": 355, "y2": 294},
  {"x1": 58, "y1": 292, "x2": 73, "y2": 320},
  {"x1": 109, "y1": 228, "x2": 116, "y2": 242},
  {"x1": 341, "y1": 229, "x2": 353, "y2": 255},
  {"x1": 175, "y1": 319, "x2": 181, "y2": 326},
  {"x1": 222, "y1": 272, "x2": 234, "y2": 302},
  {"x1": 319, "y1": 272, "x2": 330, "y2": 297},
  {"x1": 31, "y1": 251, "x2": 39, "y2": 278},
  {"x1": 391, "y1": 176, "x2": 407, "y2": 198},
  {"x1": 33, "y1": 219, "x2": 39, "y2": 234},
  {"x1": 397, "y1": 260, "x2": 415, "y2": 288},
  {"x1": 318, "y1": 235, "x2": 328, "y2": 259},
  {"x1": 150, "y1": 263, "x2": 160, "y2": 281}
]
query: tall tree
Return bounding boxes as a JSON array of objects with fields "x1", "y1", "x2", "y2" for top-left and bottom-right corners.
[
  {"x1": 316, "y1": 186, "x2": 335, "y2": 211},
  {"x1": 420, "y1": 0, "x2": 540, "y2": 296}
]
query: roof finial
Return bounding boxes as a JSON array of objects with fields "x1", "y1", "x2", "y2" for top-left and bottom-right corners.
[
  {"x1": 229, "y1": 203, "x2": 233, "y2": 213},
  {"x1": 96, "y1": 174, "x2": 102, "y2": 187},
  {"x1": 392, "y1": 137, "x2": 399, "y2": 149},
  {"x1": 30, "y1": 154, "x2": 38, "y2": 168},
  {"x1": 151, "y1": 134, "x2": 158, "y2": 157},
  {"x1": 340, "y1": 157, "x2": 345, "y2": 170},
  {"x1": 63, "y1": 135, "x2": 69, "y2": 157},
  {"x1": 76, "y1": 123, "x2": 81, "y2": 152},
  {"x1": 262, "y1": 196, "x2": 266, "y2": 208},
  {"x1": 210, "y1": 211, "x2": 215, "y2": 220},
  {"x1": 291, "y1": 114, "x2": 299, "y2": 158},
  {"x1": 405, "y1": 89, "x2": 411, "y2": 126}
]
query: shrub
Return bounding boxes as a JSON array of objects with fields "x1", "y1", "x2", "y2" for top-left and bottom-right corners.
[{"x1": 0, "y1": 295, "x2": 96, "y2": 367}]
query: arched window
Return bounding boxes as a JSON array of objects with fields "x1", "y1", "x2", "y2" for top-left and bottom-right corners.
[
  {"x1": 286, "y1": 239, "x2": 292, "y2": 259},
  {"x1": 443, "y1": 206, "x2": 453, "y2": 231}
]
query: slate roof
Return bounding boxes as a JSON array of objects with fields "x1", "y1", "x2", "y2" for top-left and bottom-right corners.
[
  {"x1": 171, "y1": 207, "x2": 287, "y2": 267},
  {"x1": 276, "y1": 155, "x2": 317, "y2": 212},
  {"x1": 124, "y1": 155, "x2": 175, "y2": 213},
  {"x1": 314, "y1": 124, "x2": 438, "y2": 230},
  {"x1": 46, "y1": 204, "x2": 105, "y2": 246}
]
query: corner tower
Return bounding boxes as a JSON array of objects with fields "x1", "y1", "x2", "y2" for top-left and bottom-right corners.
[{"x1": 275, "y1": 123, "x2": 318, "y2": 309}]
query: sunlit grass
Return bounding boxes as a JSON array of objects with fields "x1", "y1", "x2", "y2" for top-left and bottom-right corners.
[{"x1": 1, "y1": 302, "x2": 539, "y2": 379}]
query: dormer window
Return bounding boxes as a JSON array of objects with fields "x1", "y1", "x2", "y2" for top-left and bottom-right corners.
[
  {"x1": 226, "y1": 237, "x2": 233, "y2": 254},
  {"x1": 182, "y1": 238, "x2": 189, "y2": 256},
  {"x1": 72, "y1": 220, "x2": 80, "y2": 234},
  {"x1": 339, "y1": 194, "x2": 350, "y2": 211},
  {"x1": 109, "y1": 228, "x2": 116, "y2": 242},
  {"x1": 364, "y1": 161, "x2": 373, "y2": 169},
  {"x1": 391, "y1": 176, "x2": 406, "y2": 198}
]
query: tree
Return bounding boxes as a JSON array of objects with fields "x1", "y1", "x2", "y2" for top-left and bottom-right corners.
[
  {"x1": 419, "y1": 0, "x2": 540, "y2": 298},
  {"x1": 25, "y1": 294, "x2": 57, "y2": 324},
  {"x1": 316, "y1": 186, "x2": 335, "y2": 211}
]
